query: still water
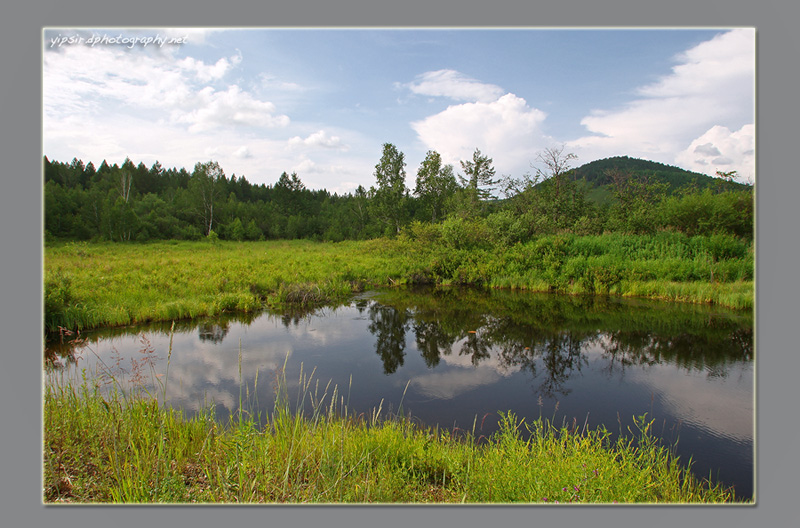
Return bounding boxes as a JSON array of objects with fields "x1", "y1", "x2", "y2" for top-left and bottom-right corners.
[{"x1": 46, "y1": 286, "x2": 754, "y2": 500}]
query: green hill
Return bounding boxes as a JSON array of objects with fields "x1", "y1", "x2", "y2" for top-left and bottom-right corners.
[{"x1": 562, "y1": 156, "x2": 750, "y2": 205}]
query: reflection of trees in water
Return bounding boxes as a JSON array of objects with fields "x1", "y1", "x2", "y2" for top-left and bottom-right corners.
[
  {"x1": 599, "y1": 331, "x2": 661, "y2": 376},
  {"x1": 459, "y1": 328, "x2": 493, "y2": 366},
  {"x1": 198, "y1": 322, "x2": 230, "y2": 343},
  {"x1": 492, "y1": 323, "x2": 592, "y2": 397},
  {"x1": 599, "y1": 326, "x2": 753, "y2": 378},
  {"x1": 367, "y1": 303, "x2": 410, "y2": 374},
  {"x1": 412, "y1": 319, "x2": 455, "y2": 368},
  {"x1": 365, "y1": 287, "x2": 753, "y2": 395},
  {"x1": 366, "y1": 303, "x2": 591, "y2": 396}
]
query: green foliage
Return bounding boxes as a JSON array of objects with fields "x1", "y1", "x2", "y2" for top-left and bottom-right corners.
[
  {"x1": 44, "y1": 370, "x2": 738, "y2": 503},
  {"x1": 458, "y1": 148, "x2": 498, "y2": 211},
  {"x1": 44, "y1": 230, "x2": 753, "y2": 333},
  {"x1": 414, "y1": 150, "x2": 459, "y2": 223},
  {"x1": 44, "y1": 153, "x2": 752, "y2": 245},
  {"x1": 659, "y1": 188, "x2": 753, "y2": 239},
  {"x1": 44, "y1": 269, "x2": 74, "y2": 329},
  {"x1": 370, "y1": 143, "x2": 409, "y2": 235}
]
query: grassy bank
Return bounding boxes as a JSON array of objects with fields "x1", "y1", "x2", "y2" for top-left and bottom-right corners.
[
  {"x1": 44, "y1": 233, "x2": 753, "y2": 332},
  {"x1": 44, "y1": 365, "x2": 737, "y2": 504}
]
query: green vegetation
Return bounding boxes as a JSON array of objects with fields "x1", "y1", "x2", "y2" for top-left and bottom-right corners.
[
  {"x1": 44, "y1": 362, "x2": 737, "y2": 503},
  {"x1": 42, "y1": 148, "x2": 754, "y2": 505},
  {"x1": 43, "y1": 147, "x2": 754, "y2": 331},
  {"x1": 44, "y1": 231, "x2": 752, "y2": 333},
  {"x1": 44, "y1": 151, "x2": 752, "y2": 244}
]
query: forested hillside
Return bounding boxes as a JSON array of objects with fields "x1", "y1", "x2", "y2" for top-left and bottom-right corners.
[{"x1": 43, "y1": 146, "x2": 753, "y2": 244}]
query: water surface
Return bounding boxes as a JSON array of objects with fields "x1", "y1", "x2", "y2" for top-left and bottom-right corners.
[{"x1": 46, "y1": 287, "x2": 754, "y2": 500}]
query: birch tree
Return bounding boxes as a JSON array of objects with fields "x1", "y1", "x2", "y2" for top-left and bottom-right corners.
[{"x1": 190, "y1": 160, "x2": 225, "y2": 236}]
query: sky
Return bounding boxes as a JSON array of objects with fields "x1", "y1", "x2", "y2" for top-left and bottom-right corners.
[{"x1": 42, "y1": 27, "x2": 755, "y2": 194}]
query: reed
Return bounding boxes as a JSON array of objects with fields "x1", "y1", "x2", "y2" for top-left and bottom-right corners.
[{"x1": 44, "y1": 357, "x2": 738, "y2": 504}]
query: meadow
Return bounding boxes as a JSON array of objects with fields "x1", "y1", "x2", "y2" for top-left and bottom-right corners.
[
  {"x1": 43, "y1": 234, "x2": 753, "y2": 503},
  {"x1": 44, "y1": 232, "x2": 753, "y2": 333}
]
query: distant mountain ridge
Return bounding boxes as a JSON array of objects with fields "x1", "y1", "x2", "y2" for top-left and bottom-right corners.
[
  {"x1": 560, "y1": 156, "x2": 750, "y2": 204},
  {"x1": 568, "y1": 155, "x2": 749, "y2": 189}
]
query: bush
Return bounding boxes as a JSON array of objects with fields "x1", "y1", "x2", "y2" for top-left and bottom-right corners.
[
  {"x1": 44, "y1": 270, "x2": 73, "y2": 330},
  {"x1": 440, "y1": 216, "x2": 491, "y2": 250},
  {"x1": 700, "y1": 234, "x2": 749, "y2": 261}
]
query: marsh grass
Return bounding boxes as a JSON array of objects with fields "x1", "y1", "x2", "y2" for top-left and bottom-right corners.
[
  {"x1": 44, "y1": 352, "x2": 738, "y2": 504},
  {"x1": 44, "y1": 235, "x2": 752, "y2": 333}
]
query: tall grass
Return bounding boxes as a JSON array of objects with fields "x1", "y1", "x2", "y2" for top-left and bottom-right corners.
[
  {"x1": 44, "y1": 234, "x2": 753, "y2": 333},
  {"x1": 44, "y1": 356, "x2": 738, "y2": 504}
]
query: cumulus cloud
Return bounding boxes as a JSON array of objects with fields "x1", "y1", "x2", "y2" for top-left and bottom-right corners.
[
  {"x1": 287, "y1": 130, "x2": 348, "y2": 150},
  {"x1": 411, "y1": 93, "x2": 549, "y2": 175},
  {"x1": 404, "y1": 69, "x2": 505, "y2": 103},
  {"x1": 693, "y1": 143, "x2": 722, "y2": 157},
  {"x1": 568, "y1": 28, "x2": 755, "y2": 178},
  {"x1": 44, "y1": 43, "x2": 289, "y2": 138},
  {"x1": 233, "y1": 146, "x2": 253, "y2": 159},
  {"x1": 179, "y1": 53, "x2": 241, "y2": 82},
  {"x1": 675, "y1": 124, "x2": 755, "y2": 181},
  {"x1": 174, "y1": 84, "x2": 290, "y2": 133}
]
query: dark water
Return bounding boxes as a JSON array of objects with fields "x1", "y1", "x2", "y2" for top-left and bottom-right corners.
[{"x1": 46, "y1": 286, "x2": 754, "y2": 500}]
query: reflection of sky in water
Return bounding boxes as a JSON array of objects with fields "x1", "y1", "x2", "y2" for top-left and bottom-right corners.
[{"x1": 48, "y1": 294, "x2": 754, "y2": 498}]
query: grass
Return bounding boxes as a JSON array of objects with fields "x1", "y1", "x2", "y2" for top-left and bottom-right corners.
[
  {"x1": 44, "y1": 234, "x2": 753, "y2": 333},
  {"x1": 43, "y1": 356, "x2": 738, "y2": 504}
]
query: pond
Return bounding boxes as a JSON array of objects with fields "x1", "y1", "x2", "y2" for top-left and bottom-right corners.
[{"x1": 46, "y1": 286, "x2": 754, "y2": 500}]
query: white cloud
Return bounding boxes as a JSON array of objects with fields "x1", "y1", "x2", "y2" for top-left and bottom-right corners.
[
  {"x1": 43, "y1": 40, "x2": 298, "y2": 184},
  {"x1": 405, "y1": 69, "x2": 505, "y2": 103},
  {"x1": 411, "y1": 93, "x2": 549, "y2": 176},
  {"x1": 287, "y1": 130, "x2": 348, "y2": 151},
  {"x1": 233, "y1": 146, "x2": 253, "y2": 159},
  {"x1": 568, "y1": 29, "x2": 755, "y2": 178},
  {"x1": 179, "y1": 54, "x2": 240, "y2": 82},
  {"x1": 675, "y1": 124, "x2": 755, "y2": 182},
  {"x1": 44, "y1": 43, "x2": 289, "y2": 137},
  {"x1": 174, "y1": 84, "x2": 290, "y2": 133}
]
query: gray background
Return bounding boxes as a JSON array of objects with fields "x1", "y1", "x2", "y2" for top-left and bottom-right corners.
[{"x1": 2, "y1": 0, "x2": 796, "y2": 526}]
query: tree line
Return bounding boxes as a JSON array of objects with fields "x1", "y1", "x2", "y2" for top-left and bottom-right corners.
[{"x1": 44, "y1": 144, "x2": 753, "y2": 244}]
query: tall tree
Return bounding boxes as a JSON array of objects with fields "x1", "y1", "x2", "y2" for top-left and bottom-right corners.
[
  {"x1": 351, "y1": 185, "x2": 370, "y2": 237},
  {"x1": 189, "y1": 160, "x2": 225, "y2": 236},
  {"x1": 459, "y1": 148, "x2": 498, "y2": 211},
  {"x1": 371, "y1": 143, "x2": 409, "y2": 235},
  {"x1": 414, "y1": 150, "x2": 458, "y2": 223},
  {"x1": 274, "y1": 171, "x2": 307, "y2": 217},
  {"x1": 533, "y1": 145, "x2": 578, "y2": 199}
]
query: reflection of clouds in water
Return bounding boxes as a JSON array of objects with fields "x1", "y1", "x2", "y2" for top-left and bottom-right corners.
[
  {"x1": 172, "y1": 387, "x2": 236, "y2": 414},
  {"x1": 408, "y1": 339, "x2": 518, "y2": 400},
  {"x1": 268, "y1": 306, "x2": 366, "y2": 349},
  {"x1": 155, "y1": 308, "x2": 372, "y2": 412},
  {"x1": 410, "y1": 367, "x2": 503, "y2": 400},
  {"x1": 626, "y1": 362, "x2": 753, "y2": 443}
]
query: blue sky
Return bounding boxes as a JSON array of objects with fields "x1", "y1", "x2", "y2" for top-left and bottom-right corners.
[{"x1": 43, "y1": 28, "x2": 755, "y2": 194}]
